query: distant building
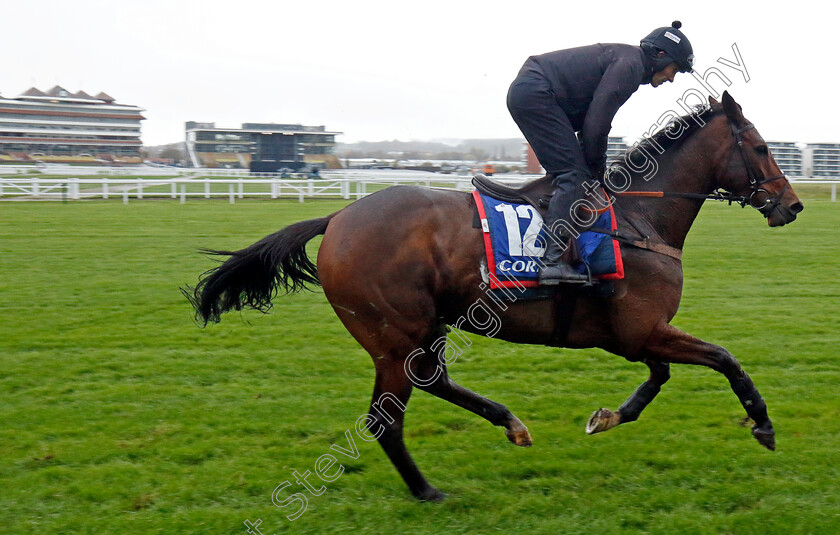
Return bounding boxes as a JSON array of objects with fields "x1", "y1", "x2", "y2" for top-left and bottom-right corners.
[
  {"x1": 523, "y1": 142, "x2": 542, "y2": 174},
  {"x1": 523, "y1": 136, "x2": 627, "y2": 175},
  {"x1": 606, "y1": 136, "x2": 628, "y2": 167},
  {"x1": 804, "y1": 143, "x2": 840, "y2": 177},
  {"x1": 767, "y1": 142, "x2": 802, "y2": 176},
  {"x1": 0, "y1": 86, "x2": 144, "y2": 164},
  {"x1": 185, "y1": 122, "x2": 340, "y2": 171}
]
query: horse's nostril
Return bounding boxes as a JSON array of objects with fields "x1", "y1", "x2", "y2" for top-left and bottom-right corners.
[{"x1": 790, "y1": 202, "x2": 804, "y2": 214}]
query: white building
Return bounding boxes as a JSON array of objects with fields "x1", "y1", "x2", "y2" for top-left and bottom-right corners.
[
  {"x1": 803, "y1": 143, "x2": 840, "y2": 177},
  {"x1": 767, "y1": 142, "x2": 803, "y2": 177},
  {"x1": 606, "y1": 136, "x2": 628, "y2": 166}
]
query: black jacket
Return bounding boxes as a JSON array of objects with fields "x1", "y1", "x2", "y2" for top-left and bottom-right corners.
[{"x1": 523, "y1": 43, "x2": 652, "y2": 173}]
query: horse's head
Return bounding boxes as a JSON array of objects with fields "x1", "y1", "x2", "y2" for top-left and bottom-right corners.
[{"x1": 709, "y1": 91, "x2": 803, "y2": 226}]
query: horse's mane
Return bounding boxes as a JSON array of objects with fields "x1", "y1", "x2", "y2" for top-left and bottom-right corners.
[{"x1": 613, "y1": 104, "x2": 721, "y2": 173}]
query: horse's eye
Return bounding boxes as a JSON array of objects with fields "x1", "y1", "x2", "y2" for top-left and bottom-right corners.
[{"x1": 755, "y1": 145, "x2": 769, "y2": 155}]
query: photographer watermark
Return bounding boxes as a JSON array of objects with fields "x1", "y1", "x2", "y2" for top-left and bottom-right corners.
[{"x1": 244, "y1": 41, "x2": 751, "y2": 531}]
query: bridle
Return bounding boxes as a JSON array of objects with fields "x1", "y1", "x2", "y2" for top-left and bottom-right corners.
[
  {"x1": 728, "y1": 122, "x2": 789, "y2": 216},
  {"x1": 613, "y1": 119, "x2": 790, "y2": 218},
  {"x1": 593, "y1": 117, "x2": 793, "y2": 261}
]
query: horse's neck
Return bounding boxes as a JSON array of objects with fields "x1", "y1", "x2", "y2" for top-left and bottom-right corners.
[{"x1": 619, "y1": 134, "x2": 721, "y2": 250}]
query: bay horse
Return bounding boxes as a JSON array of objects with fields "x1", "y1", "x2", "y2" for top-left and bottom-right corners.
[{"x1": 184, "y1": 92, "x2": 803, "y2": 501}]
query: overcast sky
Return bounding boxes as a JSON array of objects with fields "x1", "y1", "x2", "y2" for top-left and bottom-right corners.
[{"x1": 6, "y1": 0, "x2": 837, "y2": 146}]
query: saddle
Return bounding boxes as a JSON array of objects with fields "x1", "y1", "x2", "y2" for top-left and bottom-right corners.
[
  {"x1": 471, "y1": 173, "x2": 625, "y2": 346},
  {"x1": 472, "y1": 172, "x2": 612, "y2": 221},
  {"x1": 471, "y1": 172, "x2": 584, "y2": 270},
  {"x1": 471, "y1": 173, "x2": 555, "y2": 217}
]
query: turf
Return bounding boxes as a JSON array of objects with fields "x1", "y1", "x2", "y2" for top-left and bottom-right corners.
[{"x1": 1, "y1": 188, "x2": 838, "y2": 534}]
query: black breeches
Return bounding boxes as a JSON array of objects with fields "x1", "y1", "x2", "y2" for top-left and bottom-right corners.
[{"x1": 507, "y1": 72, "x2": 590, "y2": 230}]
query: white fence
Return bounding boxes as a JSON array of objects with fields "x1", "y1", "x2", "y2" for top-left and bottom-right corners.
[
  {"x1": 0, "y1": 164, "x2": 289, "y2": 177},
  {"x1": 0, "y1": 173, "x2": 837, "y2": 203},
  {"x1": 0, "y1": 175, "x2": 480, "y2": 203},
  {"x1": 780, "y1": 178, "x2": 839, "y2": 201}
]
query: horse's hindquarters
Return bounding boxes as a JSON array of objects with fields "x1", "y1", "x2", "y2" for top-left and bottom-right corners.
[{"x1": 317, "y1": 187, "x2": 478, "y2": 360}]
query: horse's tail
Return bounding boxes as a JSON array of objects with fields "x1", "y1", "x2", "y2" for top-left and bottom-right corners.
[{"x1": 182, "y1": 213, "x2": 337, "y2": 325}]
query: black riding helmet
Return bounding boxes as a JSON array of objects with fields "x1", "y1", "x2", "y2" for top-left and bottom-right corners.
[{"x1": 641, "y1": 20, "x2": 695, "y2": 73}]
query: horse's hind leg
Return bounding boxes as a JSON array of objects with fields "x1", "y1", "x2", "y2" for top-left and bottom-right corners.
[
  {"x1": 329, "y1": 299, "x2": 447, "y2": 500},
  {"x1": 366, "y1": 362, "x2": 446, "y2": 501},
  {"x1": 586, "y1": 360, "x2": 670, "y2": 434},
  {"x1": 408, "y1": 332, "x2": 532, "y2": 447}
]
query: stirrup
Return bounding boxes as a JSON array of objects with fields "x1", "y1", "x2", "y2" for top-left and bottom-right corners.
[{"x1": 538, "y1": 262, "x2": 591, "y2": 286}]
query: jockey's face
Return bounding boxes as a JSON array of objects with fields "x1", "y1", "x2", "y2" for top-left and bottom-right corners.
[{"x1": 651, "y1": 63, "x2": 680, "y2": 87}]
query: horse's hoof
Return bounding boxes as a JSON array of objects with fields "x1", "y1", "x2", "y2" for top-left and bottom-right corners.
[
  {"x1": 752, "y1": 423, "x2": 776, "y2": 451},
  {"x1": 415, "y1": 486, "x2": 447, "y2": 502},
  {"x1": 586, "y1": 408, "x2": 621, "y2": 434},
  {"x1": 505, "y1": 427, "x2": 532, "y2": 447}
]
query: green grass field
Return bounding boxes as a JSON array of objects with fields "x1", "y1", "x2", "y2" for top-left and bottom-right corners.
[{"x1": 1, "y1": 188, "x2": 838, "y2": 534}]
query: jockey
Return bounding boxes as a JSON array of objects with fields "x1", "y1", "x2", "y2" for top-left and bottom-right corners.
[{"x1": 507, "y1": 21, "x2": 694, "y2": 285}]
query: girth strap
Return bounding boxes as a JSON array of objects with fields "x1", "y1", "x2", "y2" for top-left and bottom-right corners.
[{"x1": 590, "y1": 227, "x2": 683, "y2": 261}]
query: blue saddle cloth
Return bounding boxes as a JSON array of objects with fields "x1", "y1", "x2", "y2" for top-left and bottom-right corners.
[{"x1": 472, "y1": 190, "x2": 624, "y2": 289}]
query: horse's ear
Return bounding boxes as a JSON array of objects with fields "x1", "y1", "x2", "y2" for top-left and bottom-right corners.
[
  {"x1": 721, "y1": 91, "x2": 746, "y2": 125},
  {"x1": 708, "y1": 95, "x2": 720, "y2": 106}
]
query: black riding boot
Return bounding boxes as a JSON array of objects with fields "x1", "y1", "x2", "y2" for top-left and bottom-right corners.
[
  {"x1": 538, "y1": 234, "x2": 588, "y2": 285},
  {"x1": 539, "y1": 171, "x2": 589, "y2": 285}
]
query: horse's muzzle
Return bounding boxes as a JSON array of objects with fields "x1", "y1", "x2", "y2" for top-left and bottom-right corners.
[{"x1": 766, "y1": 200, "x2": 803, "y2": 227}]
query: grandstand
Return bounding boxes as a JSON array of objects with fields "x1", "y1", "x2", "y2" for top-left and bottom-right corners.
[
  {"x1": 0, "y1": 86, "x2": 145, "y2": 164},
  {"x1": 185, "y1": 122, "x2": 341, "y2": 172}
]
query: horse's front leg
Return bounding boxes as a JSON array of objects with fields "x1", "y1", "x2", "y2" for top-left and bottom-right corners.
[
  {"x1": 586, "y1": 359, "x2": 670, "y2": 434},
  {"x1": 594, "y1": 323, "x2": 775, "y2": 450}
]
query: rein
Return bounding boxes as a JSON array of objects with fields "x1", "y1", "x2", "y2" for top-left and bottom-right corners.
[
  {"x1": 613, "y1": 123, "x2": 788, "y2": 212},
  {"x1": 597, "y1": 121, "x2": 789, "y2": 261},
  {"x1": 615, "y1": 189, "x2": 753, "y2": 206}
]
